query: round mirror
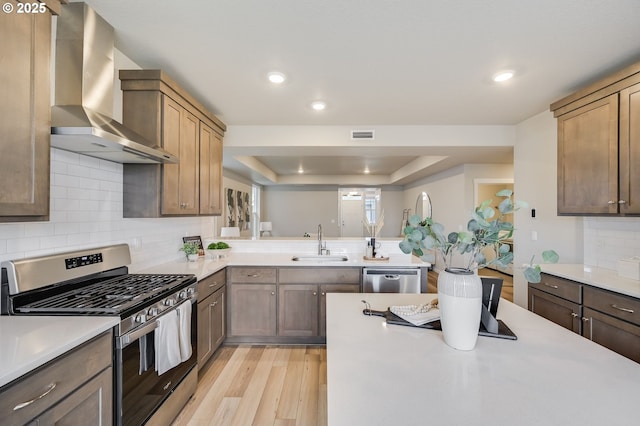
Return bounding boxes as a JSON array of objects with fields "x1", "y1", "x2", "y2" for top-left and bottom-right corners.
[{"x1": 415, "y1": 192, "x2": 432, "y2": 219}]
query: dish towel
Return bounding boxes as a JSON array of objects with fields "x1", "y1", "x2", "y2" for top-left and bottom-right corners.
[
  {"x1": 390, "y1": 303, "x2": 440, "y2": 326},
  {"x1": 177, "y1": 301, "x2": 193, "y2": 362},
  {"x1": 155, "y1": 310, "x2": 182, "y2": 375}
]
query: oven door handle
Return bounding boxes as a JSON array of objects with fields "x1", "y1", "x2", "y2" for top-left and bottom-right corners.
[{"x1": 117, "y1": 320, "x2": 159, "y2": 349}]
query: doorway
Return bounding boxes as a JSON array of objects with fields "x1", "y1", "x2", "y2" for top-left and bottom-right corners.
[{"x1": 338, "y1": 188, "x2": 381, "y2": 237}]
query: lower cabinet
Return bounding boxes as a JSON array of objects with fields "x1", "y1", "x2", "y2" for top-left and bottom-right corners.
[
  {"x1": 528, "y1": 287, "x2": 581, "y2": 334},
  {"x1": 229, "y1": 284, "x2": 277, "y2": 336},
  {"x1": 528, "y1": 273, "x2": 582, "y2": 334},
  {"x1": 582, "y1": 286, "x2": 640, "y2": 364},
  {"x1": 0, "y1": 331, "x2": 112, "y2": 425},
  {"x1": 197, "y1": 269, "x2": 226, "y2": 369},
  {"x1": 529, "y1": 273, "x2": 640, "y2": 364},
  {"x1": 227, "y1": 266, "x2": 361, "y2": 343}
]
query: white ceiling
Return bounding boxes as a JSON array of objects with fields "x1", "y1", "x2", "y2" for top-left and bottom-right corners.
[{"x1": 76, "y1": 0, "x2": 640, "y2": 186}]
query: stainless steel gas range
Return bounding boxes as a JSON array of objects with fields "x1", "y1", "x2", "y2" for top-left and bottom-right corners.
[{"x1": 1, "y1": 244, "x2": 198, "y2": 426}]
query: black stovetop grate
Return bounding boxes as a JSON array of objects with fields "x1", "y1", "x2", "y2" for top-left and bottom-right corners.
[{"x1": 16, "y1": 274, "x2": 193, "y2": 315}]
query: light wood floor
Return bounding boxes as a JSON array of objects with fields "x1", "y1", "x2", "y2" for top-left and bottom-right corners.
[{"x1": 172, "y1": 345, "x2": 327, "y2": 426}]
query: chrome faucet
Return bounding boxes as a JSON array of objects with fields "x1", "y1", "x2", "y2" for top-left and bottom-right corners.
[{"x1": 317, "y1": 224, "x2": 328, "y2": 255}]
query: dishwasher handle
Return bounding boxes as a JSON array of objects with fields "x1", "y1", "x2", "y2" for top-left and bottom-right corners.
[{"x1": 384, "y1": 274, "x2": 400, "y2": 280}]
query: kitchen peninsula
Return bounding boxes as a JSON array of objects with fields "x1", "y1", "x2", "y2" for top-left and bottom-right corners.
[{"x1": 326, "y1": 293, "x2": 640, "y2": 425}]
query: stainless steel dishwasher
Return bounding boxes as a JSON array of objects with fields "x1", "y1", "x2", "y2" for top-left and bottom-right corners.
[{"x1": 362, "y1": 268, "x2": 422, "y2": 293}]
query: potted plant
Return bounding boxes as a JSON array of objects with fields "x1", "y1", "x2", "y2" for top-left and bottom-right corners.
[
  {"x1": 399, "y1": 189, "x2": 558, "y2": 350},
  {"x1": 180, "y1": 242, "x2": 200, "y2": 262}
]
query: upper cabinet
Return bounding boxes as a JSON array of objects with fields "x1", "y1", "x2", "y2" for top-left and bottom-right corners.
[
  {"x1": 0, "y1": 1, "x2": 62, "y2": 222},
  {"x1": 551, "y1": 61, "x2": 640, "y2": 216},
  {"x1": 119, "y1": 70, "x2": 226, "y2": 217}
]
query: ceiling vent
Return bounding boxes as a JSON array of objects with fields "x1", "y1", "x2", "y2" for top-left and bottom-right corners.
[{"x1": 351, "y1": 130, "x2": 375, "y2": 140}]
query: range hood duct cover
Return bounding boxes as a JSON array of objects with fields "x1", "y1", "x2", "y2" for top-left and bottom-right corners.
[{"x1": 50, "y1": 2, "x2": 177, "y2": 164}]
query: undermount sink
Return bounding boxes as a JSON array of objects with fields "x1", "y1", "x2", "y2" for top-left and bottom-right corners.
[{"x1": 291, "y1": 255, "x2": 349, "y2": 262}]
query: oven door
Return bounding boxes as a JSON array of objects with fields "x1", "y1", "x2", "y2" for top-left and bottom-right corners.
[{"x1": 115, "y1": 299, "x2": 197, "y2": 426}]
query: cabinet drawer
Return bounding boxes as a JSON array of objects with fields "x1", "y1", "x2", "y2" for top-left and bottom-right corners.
[
  {"x1": 279, "y1": 267, "x2": 361, "y2": 284},
  {"x1": 229, "y1": 267, "x2": 276, "y2": 283},
  {"x1": 529, "y1": 273, "x2": 582, "y2": 303},
  {"x1": 198, "y1": 268, "x2": 226, "y2": 300},
  {"x1": 583, "y1": 286, "x2": 640, "y2": 326},
  {"x1": 583, "y1": 307, "x2": 640, "y2": 363},
  {"x1": 0, "y1": 331, "x2": 112, "y2": 425}
]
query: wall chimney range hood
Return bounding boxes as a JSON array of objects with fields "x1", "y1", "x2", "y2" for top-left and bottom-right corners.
[{"x1": 51, "y1": 3, "x2": 177, "y2": 164}]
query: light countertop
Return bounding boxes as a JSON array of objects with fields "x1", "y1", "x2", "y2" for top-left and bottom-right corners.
[
  {"x1": 0, "y1": 316, "x2": 118, "y2": 388},
  {"x1": 138, "y1": 252, "x2": 426, "y2": 281},
  {"x1": 326, "y1": 293, "x2": 640, "y2": 426},
  {"x1": 541, "y1": 263, "x2": 640, "y2": 298}
]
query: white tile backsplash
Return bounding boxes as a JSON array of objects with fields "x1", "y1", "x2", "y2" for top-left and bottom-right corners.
[
  {"x1": 583, "y1": 217, "x2": 640, "y2": 269},
  {"x1": 0, "y1": 149, "x2": 216, "y2": 271}
]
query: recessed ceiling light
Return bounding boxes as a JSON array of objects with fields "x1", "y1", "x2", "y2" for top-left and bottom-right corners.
[
  {"x1": 267, "y1": 72, "x2": 286, "y2": 84},
  {"x1": 311, "y1": 101, "x2": 326, "y2": 111},
  {"x1": 363, "y1": 167, "x2": 370, "y2": 174},
  {"x1": 298, "y1": 166, "x2": 304, "y2": 174},
  {"x1": 493, "y1": 70, "x2": 515, "y2": 82}
]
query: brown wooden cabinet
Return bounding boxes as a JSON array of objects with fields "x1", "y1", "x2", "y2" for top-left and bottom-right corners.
[
  {"x1": 199, "y1": 123, "x2": 223, "y2": 215},
  {"x1": 528, "y1": 273, "x2": 582, "y2": 334},
  {"x1": 619, "y1": 82, "x2": 640, "y2": 214},
  {"x1": 228, "y1": 267, "x2": 278, "y2": 337},
  {"x1": 227, "y1": 266, "x2": 360, "y2": 343},
  {"x1": 197, "y1": 269, "x2": 226, "y2": 369},
  {"x1": 0, "y1": 331, "x2": 112, "y2": 425},
  {"x1": 582, "y1": 286, "x2": 640, "y2": 363},
  {"x1": 551, "y1": 60, "x2": 640, "y2": 215},
  {"x1": 120, "y1": 70, "x2": 226, "y2": 217},
  {"x1": 0, "y1": 1, "x2": 61, "y2": 221},
  {"x1": 529, "y1": 272, "x2": 640, "y2": 364}
]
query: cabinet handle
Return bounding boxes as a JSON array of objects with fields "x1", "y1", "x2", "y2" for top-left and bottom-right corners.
[
  {"x1": 611, "y1": 304, "x2": 634, "y2": 314},
  {"x1": 618, "y1": 200, "x2": 627, "y2": 204},
  {"x1": 321, "y1": 292, "x2": 326, "y2": 296},
  {"x1": 210, "y1": 301, "x2": 217, "y2": 307},
  {"x1": 14, "y1": 383, "x2": 57, "y2": 411},
  {"x1": 209, "y1": 284, "x2": 216, "y2": 288},
  {"x1": 542, "y1": 282, "x2": 559, "y2": 289},
  {"x1": 570, "y1": 312, "x2": 578, "y2": 318},
  {"x1": 313, "y1": 291, "x2": 317, "y2": 296},
  {"x1": 271, "y1": 291, "x2": 275, "y2": 295},
  {"x1": 607, "y1": 200, "x2": 617, "y2": 205},
  {"x1": 582, "y1": 317, "x2": 589, "y2": 322},
  {"x1": 248, "y1": 274, "x2": 261, "y2": 278}
]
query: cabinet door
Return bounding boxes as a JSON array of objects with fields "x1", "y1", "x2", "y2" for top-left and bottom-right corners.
[
  {"x1": 582, "y1": 307, "x2": 640, "y2": 364},
  {"x1": 619, "y1": 82, "x2": 640, "y2": 214},
  {"x1": 0, "y1": 3, "x2": 51, "y2": 220},
  {"x1": 161, "y1": 96, "x2": 199, "y2": 215},
  {"x1": 320, "y1": 284, "x2": 360, "y2": 337},
  {"x1": 557, "y1": 94, "x2": 619, "y2": 214},
  {"x1": 199, "y1": 123, "x2": 223, "y2": 215},
  {"x1": 528, "y1": 287, "x2": 581, "y2": 334},
  {"x1": 37, "y1": 367, "x2": 112, "y2": 425},
  {"x1": 278, "y1": 285, "x2": 319, "y2": 337},
  {"x1": 197, "y1": 295, "x2": 212, "y2": 366},
  {"x1": 210, "y1": 287, "x2": 226, "y2": 352},
  {"x1": 229, "y1": 284, "x2": 276, "y2": 336}
]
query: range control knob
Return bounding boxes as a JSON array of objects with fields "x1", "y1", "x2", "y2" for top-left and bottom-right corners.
[
  {"x1": 147, "y1": 307, "x2": 159, "y2": 317},
  {"x1": 179, "y1": 290, "x2": 188, "y2": 300},
  {"x1": 135, "y1": 314, "x2": 146, "y2": 323},
  {"x1": 164, "y1": 298, "x2": 176, "y2": 307},
  {"x1": 187, "y1": 287, "x2": 196, "y2": 296}
]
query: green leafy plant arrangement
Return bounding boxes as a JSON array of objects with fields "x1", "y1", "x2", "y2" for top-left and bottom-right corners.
[
  {"x1": 180, "y1": 242, "x2": 200, "y2": 256},
  {"x1": 399, "y1": 189, "x2": 558, "y2": 283},
  {"x1": 207, "y1": 241, "x2": 230, "y2": 250}
]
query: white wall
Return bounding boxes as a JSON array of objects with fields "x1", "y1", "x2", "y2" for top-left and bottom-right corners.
[{"x1": 513, "y1": 111, "x2": 583, "y2": 307}]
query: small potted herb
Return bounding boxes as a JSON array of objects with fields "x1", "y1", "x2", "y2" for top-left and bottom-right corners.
[{"x1": 180, "y1": 242, "x2": 200, "y2": 262}]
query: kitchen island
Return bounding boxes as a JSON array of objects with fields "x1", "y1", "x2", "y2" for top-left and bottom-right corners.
[{"x1": 326, "y1": 293, "x2": 640, "y2": 425}]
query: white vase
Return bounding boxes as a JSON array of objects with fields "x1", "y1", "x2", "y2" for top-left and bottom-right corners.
[
  {"x1": 187, "y1": 254, "x2": 199, "y2": 262},
  {"x1": 437, "y1": 268, "x2": 483, "y2": 350}
]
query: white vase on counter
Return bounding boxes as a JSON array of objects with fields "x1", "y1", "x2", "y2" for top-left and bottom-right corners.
[{"x1": 437, "y1": 268, "x2": 483, "y2": 350}]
